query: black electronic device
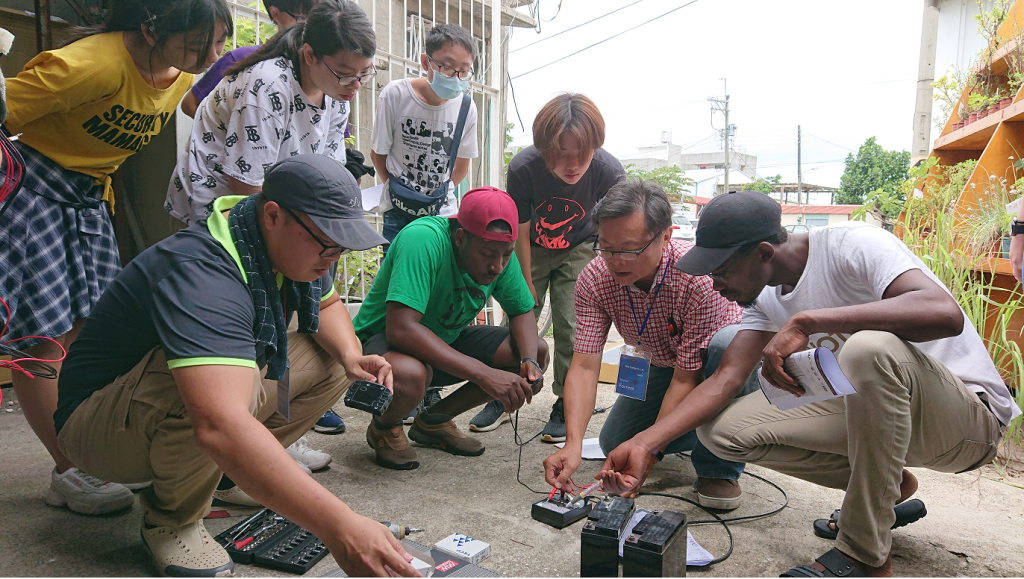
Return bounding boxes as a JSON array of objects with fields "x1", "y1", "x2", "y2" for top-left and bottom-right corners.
[
  {"x1": 531, "y1": 494, "x2": 593, "y2": 529},
  {"x1": 214, "y1": 508, "x2": 328, "y2": 574},
  {"x1": 343, "y1": 380, "x2": 392, "y2": 416},
  {"x1": 580, "y1": 496, "x2": 635, "y2": 578},
  {"x1": 622, "y1": 510, "x2": 687, "y2": 577}
]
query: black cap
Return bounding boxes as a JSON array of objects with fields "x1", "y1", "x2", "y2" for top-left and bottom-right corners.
[
  {"x1": 262, "y1": 154, "x2": 386, "y2": 251},
  {"x1": 674, "y1": 191, "x2": 782, "y2": 276}
]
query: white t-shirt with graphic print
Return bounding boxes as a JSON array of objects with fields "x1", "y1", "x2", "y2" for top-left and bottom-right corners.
[
  {"x1": 370, "y1": 79, "x2": 478, "y2": 218},
  {"x1": 165, "y1": 56, "x2": 348, "y2": 225},
  {"x1": 736, "y1": 221, "x2": 1021, "y2": 426}
]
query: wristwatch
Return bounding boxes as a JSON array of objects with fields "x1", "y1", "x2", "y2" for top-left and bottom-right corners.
[
  {"x1": 1013, "y1": 220, "x2": 1024, "y2": 236},
  {"x1": 519, "y1": 357, "x2": 542, "y2": 372},
  {"x1": 651, "y1": 449, "x2": 665, "y2": 461}
]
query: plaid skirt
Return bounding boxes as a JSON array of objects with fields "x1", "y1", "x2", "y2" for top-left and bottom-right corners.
[{"x1": 0, "y1": 144, "x2": 120, "y2": 346}]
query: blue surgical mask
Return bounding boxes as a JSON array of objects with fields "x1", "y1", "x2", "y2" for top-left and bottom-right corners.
[{"x1": 430, "y1": 72, "x2": 469, "y2": 100}]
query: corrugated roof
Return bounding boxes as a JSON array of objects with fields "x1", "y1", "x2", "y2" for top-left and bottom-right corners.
[{"x1": 779, "y1": 205, "x2": 861, "y2": 215}]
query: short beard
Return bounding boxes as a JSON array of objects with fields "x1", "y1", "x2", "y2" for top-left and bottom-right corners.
[{"x1": 736, "y1": 298, "x2": 759, "y2": 308}]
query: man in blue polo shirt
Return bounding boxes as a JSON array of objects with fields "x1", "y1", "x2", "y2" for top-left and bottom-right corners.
[{"x1": 55, "y1": 155, "x2": 418, "y2": 578}]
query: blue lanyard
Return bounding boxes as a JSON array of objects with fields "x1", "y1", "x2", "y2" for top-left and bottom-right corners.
[{"x1": 626, "y1": 263, "x2": 670, "y2": 347}]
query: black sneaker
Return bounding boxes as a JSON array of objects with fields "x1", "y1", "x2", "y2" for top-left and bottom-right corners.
[
  {"x1": 541, "y1": 398, "x2": 566, "y2": 443},
  {"x1": 469, "y1": 399, "x2": 509, "y2": 432}
]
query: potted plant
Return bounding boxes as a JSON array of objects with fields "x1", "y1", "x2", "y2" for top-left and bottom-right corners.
[{"x1": 960, "y1": 174, "x2": 1016, "y2": 259}]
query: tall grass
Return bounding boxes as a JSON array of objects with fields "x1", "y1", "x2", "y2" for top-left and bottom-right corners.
[{"x1": 902, "y1": 184, "x2": 1024, "y2": 444}]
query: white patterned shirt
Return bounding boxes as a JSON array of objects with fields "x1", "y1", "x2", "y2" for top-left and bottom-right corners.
[{"x1": 165, "y1": 56, "x2": 348, "y2": 225}]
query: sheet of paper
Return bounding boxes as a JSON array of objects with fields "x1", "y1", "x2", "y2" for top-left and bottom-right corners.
[
  {"x1": 361, "y1": 183, "x2": 383, "y2": 212},
  {"x1": 553, "y1": 437, "x2": 606, "y2": 460},
  {"x1": 686, "y1": 531, "x2": 714, "y2": 566},
  {"x1": 618, "y1": 508, "x2": 649, "y2": 557}
]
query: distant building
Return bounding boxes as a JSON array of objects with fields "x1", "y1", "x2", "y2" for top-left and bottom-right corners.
[{"x1": 687, "y1": 197, "x2": 881, "y2": 228}]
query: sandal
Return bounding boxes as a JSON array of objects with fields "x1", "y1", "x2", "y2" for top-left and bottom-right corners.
[
  {"x1": 781, "y1": 548, "x2": 865, "y2": 577},
  {"x1": 812, "y1": 499, "x2": 927, "y2": 540}
]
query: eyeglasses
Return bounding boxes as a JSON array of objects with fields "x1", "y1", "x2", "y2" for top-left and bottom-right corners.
[
  {"x1": 322, "y1": 60, "x2": 377, "y2": 87},
  {"x1": 704, "y1": 246, "x2": 755, "y2": 282},
  {"x1": 426, "y1": 54, "x2": 474, "y2": 80},
  {"x1": 283, "y1": 207, "x2": 350, "y2": 258},
  {"x1": 593, "y1": 236, "x2": 658, "y2": 263},
  {"x1": 282, "y1": 11, "x2": 305, "y2": 22}
]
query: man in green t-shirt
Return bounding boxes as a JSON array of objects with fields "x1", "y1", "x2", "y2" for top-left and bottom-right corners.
[{"x1": 352, "y1": 187, "x2": 548, "y2": 469}]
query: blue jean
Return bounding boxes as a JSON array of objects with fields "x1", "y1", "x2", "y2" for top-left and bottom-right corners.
[
  {"x1": 381, "y1": 210, "x2": 408, "y2": 254},
  {"x1": 598, "y1": 324, "x2": 760, "y2": 480}
]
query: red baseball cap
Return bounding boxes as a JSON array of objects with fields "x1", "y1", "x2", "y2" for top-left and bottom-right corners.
[{"x1": 453, "y1": 187, "x2": 519, "y2": 242}]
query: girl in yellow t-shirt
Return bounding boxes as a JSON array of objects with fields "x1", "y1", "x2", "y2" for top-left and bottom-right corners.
[{"x1": 0, "y1": 0, "x2": 230, "y2": 515}]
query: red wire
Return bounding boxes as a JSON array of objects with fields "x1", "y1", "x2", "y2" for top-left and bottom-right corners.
[{"x1": 0, "y1": 293, "x2": 67, "y2": 379}]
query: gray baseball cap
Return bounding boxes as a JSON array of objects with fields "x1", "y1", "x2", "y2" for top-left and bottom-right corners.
[{"x1": 262, "y1": 154, "x2": 386, "y2": 251}]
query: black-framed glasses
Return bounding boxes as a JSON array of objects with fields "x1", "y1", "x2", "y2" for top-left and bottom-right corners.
[
  {"x1": 426, "y1": 54, "x2": 474, "y2": 80},
  {"x1": 593, "y1": 236, "x2": 658, "y2": 263},
  {"x1": 322, "y1": 60, "x2": 377, "y2": 87},
  {"x1": 283, "y1": 207, "x2": 349, "y2": 258}
]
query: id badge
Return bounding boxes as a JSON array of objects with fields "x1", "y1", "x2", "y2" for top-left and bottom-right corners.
[{"x1": 615, "y1": 345, "x2": 650, "y2": 401}]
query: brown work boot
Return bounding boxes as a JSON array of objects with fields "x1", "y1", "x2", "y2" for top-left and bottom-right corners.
[
  {"x1": 694, "y1": 477, "x2": 742, "y2": 511},
  {"x1": 366, "y1": 421, "x2": 419, "y2": 470},
  {"x1": 408, "y1": 413, "x2": 485, "y2": 456}
]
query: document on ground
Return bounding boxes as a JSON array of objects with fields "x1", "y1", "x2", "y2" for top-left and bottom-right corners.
[
  {"x1": 553, "y1": 438, "x2": 606, "y2": 460},
  {"x1": 758, "y1": 347, "x2": 857, "y2": 410}
]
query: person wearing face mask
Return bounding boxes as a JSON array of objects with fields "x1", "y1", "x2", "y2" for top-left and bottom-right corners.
[
  {"x1": 370, "y1": 23, "x2": 480, "y2": 244},
  {"x1": 470, "y1": 94, "x2": 624, "y2": 442},
  {"x1": 1, "y1": 0, "x2": 230, "y2": 517}
]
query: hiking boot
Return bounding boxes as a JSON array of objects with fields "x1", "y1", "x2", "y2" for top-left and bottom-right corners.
[
  {"x1": 366, "y1": 421, "x2": 419, "y2": 470},
  {"x1": 408, "y1": 413, "x2": 485, "y2": 456},
  {"x1": 541, "y1": 398, "x2": 566, "y2": 443},
  {"x1": 694, "y1": 478, "x2": 743, "y2": 511},
  {"x1": 45, "y1": 467, "x2": 135, "y2": 515},
  {"x1": 313, "y1": 409, "x2": 346, "y2": 434},
  {"x1": 469, "y1": 399, "x2": 509, "y2": 432},
  {"x1": 142, "y1": 520, "x2": 234, "y2": 577},
  {"x1": 212, "y1": 486, "x2": 261, "y2": 507},
  {"x1": 286, "y1": 436, "x2": 331, "y2": 471}
]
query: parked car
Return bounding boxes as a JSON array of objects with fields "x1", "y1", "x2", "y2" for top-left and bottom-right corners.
[
  {"x1": 672, "y1": 216, "x2": 696, "y2": 241},
  {"x1": 786, "y1": 224, "x2": 810, "y2": 233}
]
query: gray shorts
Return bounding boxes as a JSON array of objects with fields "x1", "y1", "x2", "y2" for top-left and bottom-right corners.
[{"x1": 361, "y1": 325, "x2": 510, "y2": 386}]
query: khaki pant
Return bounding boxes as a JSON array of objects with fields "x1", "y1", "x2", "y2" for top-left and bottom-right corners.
[
  {"x1": 697, "y1": 330, "x2": 1005, "y2": 567},
  {"x1": 530, "y1": 243, "x2": 596, "y2": 397},
  {"x1": 58, "y1": 329, "x2": 350, "y2": 528}
]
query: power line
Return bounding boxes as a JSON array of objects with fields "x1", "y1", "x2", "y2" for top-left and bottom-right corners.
[
  {"x1": 509, "y1": 0, "x2": 645, "y2": 54},
  {"x1": 804, "y1": 132, "x2": 854, "y2": 152},
  {"x1": 511, "y1": 0, "x2": 700, "y2": 80}
]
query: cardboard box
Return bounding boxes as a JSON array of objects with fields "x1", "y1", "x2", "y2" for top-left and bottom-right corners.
[{"x1": 598, "y1": 342, "x2": 624, "y2": 384}]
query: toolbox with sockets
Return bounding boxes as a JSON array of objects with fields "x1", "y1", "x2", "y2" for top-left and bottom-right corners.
[{"x1": 214, "y1": 508, "x2": 328, "y2": 574}]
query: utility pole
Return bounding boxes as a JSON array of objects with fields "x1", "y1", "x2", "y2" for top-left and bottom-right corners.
[
  {"x1": 797, "y1": 125, "x2": 803, "y2": 205},
  {"x1": 708, "y1": 79, "x2": 730, "y2": 195}
]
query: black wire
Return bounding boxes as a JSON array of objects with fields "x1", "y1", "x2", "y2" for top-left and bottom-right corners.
[
  {"x1": 512, "y1": 409, "x2": 548, "y2": 495},
  {"x1": 638, "y1": 491, "x2": 734, "y2": 566},
  {"x1": 506, "y1": 72, "x2": 525, "y2": 135}
]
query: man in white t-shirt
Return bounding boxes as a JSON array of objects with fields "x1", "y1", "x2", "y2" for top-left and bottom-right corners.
[
  {"x1": 597, "y1": 191, "x2": 1020, "y2": 577},
  {"x1": 370, "y1": 23, "x2": 479, "y2": 244}
]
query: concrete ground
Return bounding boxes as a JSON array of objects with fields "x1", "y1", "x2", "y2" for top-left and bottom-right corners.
[{"x1": 1, "y1": 337, "x2": 1023, "y2": 577}]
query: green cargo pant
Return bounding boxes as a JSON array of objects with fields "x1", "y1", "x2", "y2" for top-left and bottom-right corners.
[{"x1": 529, "y1": 243, "x2": 596, "y2": 397}]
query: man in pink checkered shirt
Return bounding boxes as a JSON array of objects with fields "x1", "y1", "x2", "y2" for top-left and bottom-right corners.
[{"x1": 542, "y1": 179, "x2": 759, "y2": 510}]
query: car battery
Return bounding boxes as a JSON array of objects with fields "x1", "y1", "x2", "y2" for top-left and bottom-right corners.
[
  {"x1": 621, "y1": 510, "x2": 687, "y2": 577},
  {"x1": 580, "y1": 496, "x2": 635, "y2": 577}
]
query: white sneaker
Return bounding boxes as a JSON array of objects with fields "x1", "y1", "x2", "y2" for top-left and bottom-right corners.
[
  {"x1": 142, "y1": 520, "x2": 234, "y2": 577},
  {"x1": 45, "y1": 467, "x2": 135, "y2": 515},
  {"x1": 287, "y1": 436, "x2": 331, "y2": 471}
]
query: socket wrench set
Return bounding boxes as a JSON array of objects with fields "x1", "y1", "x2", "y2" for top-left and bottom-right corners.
[{"x1": 214, "y1": 508, "x2": 328, "y2": 574}]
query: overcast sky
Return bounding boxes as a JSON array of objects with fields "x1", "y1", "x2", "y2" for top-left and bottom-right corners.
[{"x1": 504, "y1": 0, "x2": 926, "y2": 191}]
